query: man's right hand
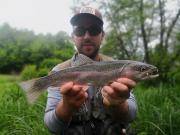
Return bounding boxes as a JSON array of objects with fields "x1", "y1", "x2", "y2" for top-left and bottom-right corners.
[
  {"x1": 55, "y1": 82, "x2": 88, "y2": 122},
  {"x1": 60, "y1": 82, "x2": 88, "y2": 111}
]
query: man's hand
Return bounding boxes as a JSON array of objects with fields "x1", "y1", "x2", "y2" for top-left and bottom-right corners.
[
  {"x1": 55, "y1": 82, "x2": 88, "y2": 121},
  {"x1": 102, "y1": 78, "x2": 136, "y2": 106},
  {"x1": 60, "y1": 82, "x2": 88, "y2": 112}
]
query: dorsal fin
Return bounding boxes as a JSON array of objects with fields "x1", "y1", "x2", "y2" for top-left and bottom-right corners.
[{"x1": 71, "y1": 53, "x2": 95, "y2": 67}]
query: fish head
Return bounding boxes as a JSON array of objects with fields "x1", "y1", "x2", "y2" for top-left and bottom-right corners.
[{"x1": 120, "y1": 61, "x2": 159, "y2": 81}]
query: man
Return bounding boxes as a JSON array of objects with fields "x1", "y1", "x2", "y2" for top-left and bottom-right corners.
[{"x1": 44, "y1": 6, "x2": 137, "y2": 135}]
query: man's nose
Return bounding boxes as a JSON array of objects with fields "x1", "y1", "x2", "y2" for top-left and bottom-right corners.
[{"x1": 84, "y1": 31, "x2": 91, "y2": 39}]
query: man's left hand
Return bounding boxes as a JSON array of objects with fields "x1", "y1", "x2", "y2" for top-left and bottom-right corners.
[{"x1": 102, "y1": 78, "x2": 136, "y2": 106}]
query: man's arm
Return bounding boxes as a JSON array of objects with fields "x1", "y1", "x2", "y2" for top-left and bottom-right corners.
[
  {"x1": 44, "y1": 87, "x2": 69, "y2": 134},
  {"x1": 44, "y1": 82, "x2": 88, "y2": 134},
  {"x1": 102, "y1": 78, "x2": 137, "y2": 123},
  {"x1": 55, "y1": 82, "x2": 88, "y2": 122}
]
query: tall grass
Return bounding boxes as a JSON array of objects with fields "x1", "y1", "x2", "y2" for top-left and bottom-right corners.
[
  {"x1": 0, "y1": 75, "x2": 50, "y2": 135},
  {"x1": 0, "y1": 75, "x2": 179, "y2": 135},
  {"x1": 133, "y1": 83, "x2": 180, "y2": 135}
]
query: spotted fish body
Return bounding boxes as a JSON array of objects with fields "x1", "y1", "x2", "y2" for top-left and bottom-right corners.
[{"x1": 19, "y1": 54, "x2": 159, "y2": 103}]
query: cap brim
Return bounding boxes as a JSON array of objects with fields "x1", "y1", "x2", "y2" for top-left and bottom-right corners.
[{"x1": 70, "y1": 13, "x2": 103, "y2": 26}]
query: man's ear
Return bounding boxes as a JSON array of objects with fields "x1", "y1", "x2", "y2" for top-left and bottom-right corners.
[
  {"x1": 71, "y1": 32, "x2": 75, "y2": 41},
  {"x1": 102, "y1": 31, "x2": 105, "y2": 37},
  {"x1": 100, "y1": 31, "x2": 105, "y2": 48},
  {"x1": 101, "y1": 31, "x2": 105, "y2": 40}
]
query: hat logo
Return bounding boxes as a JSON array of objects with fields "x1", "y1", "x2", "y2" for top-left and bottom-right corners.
[{"x1": 80, "y1": 7, "x2": 95, "y2": 15}]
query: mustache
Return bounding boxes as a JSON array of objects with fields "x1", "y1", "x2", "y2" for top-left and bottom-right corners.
[{"x1": 82, "y1": 39, "x2": 95, "y2": 45}]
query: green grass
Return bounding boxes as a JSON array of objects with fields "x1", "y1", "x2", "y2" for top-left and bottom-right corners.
[
  {"x1": 0, "y1": 75, "x2": 179, "y2": 135},
  {"x1": 133, "y1": 83, "x2": 180, "y2": 135},
  {"x1": 0, "y1": 75, "x2": 19, "y2": 95},
  {"x1": 0, "y1": 75, "x2": 50, "y2": 135}
]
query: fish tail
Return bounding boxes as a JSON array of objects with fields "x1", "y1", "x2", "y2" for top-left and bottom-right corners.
[
  {"x1": 26, "y1": 88, "x2": 43, "y2": 104},
  {"x1": 19, "y1": 79, "x2": 38, "y2": 92},
  {"x1": 19, "y1": 77, "x2": 49, "y2": 103}
]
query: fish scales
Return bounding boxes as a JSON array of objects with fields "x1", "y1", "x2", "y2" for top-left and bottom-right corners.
[{"x1": 46, "y1": 61, "x2": 128, "y2": 85}]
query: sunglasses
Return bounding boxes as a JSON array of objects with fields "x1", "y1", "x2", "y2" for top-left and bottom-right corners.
[{"x1": 73, "y1": 25, "x2": 102, "y2": 37}]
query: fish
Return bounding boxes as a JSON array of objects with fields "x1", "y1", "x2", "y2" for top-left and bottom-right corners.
[{"x1": 19, "y1": 54, "x2": 159, "y2": 103}]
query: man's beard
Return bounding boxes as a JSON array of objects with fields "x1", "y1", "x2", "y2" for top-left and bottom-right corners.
[{"x1": 78, "y1": 40, "x2": 100, "y2": 59}]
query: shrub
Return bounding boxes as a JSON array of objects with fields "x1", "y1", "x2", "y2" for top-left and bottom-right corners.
[
  {"x1": 54, "y1": 49, "x2": 74, "y2": 61},
  {"x1": 37, "y1": 68, "x2": 49, "y2": 77},
  {"x1": 39, "y1": 58, "x2": 62, "y2": 69},
  {"x1": 167, "y1": 64, "x2": 180, "y2": 84},
  {"x1": 20, "y1": 65, "x2": 38, "y2": 80}
]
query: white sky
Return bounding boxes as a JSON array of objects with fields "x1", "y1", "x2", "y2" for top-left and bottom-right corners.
[
  {"x1": 0, "y1": 0, "x2": 74, "y2": 35},
  {"x1": 0, "y1": 0, "x2": 179, "y2": 35}
]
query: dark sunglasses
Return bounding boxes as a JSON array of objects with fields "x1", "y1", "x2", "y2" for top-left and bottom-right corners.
[{"x1": 73, "y1": 25, "x2": 102, "y2": 37}]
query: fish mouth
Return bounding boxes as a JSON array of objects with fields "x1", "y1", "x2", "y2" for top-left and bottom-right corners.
[
  {"x1": 140, "y1": 68, "x2": 159, "y2": 80},
  {"x1": 141, "y1": 74, "x2": 159, "y2": 80}
]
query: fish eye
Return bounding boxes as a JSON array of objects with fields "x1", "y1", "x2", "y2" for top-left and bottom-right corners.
[{"x1": 140, "y1": 66, "x2": 147, "y2": 72}]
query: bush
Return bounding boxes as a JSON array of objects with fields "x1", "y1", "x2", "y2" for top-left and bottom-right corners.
[
  {"x1": 20, "y1": 65, "x2": 38, "y2": 80},
  {"x1": 37, "y1": 68, "x2": 49, "y2": 77},
  {"x1": 167, "y1": 66, "x2": 180, "y2": 83},
  {"x1": 54, "y1": 49, "x2": 74, "y2": 61},
  {"x1": 39, "y1": 58, "x2": 62, "y2": 69}
]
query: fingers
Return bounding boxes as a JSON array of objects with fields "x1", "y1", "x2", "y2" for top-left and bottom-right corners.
[
  {"x1": 103, "y1": 85, "x2": 129, "y2": 99},
  {"x1": 60, "y1": 82, "x2": 88, "y2": 95},
  {"x1": 102, "y1": 78, "x2": 137, "y2": 106},
  {"x1": 60, "y1": 82, "x2": 74, "y2": 94},
  {"x1": 60, "y1": 82, "x2": 88, "y2": 109},
  {"x1": 116, "y1": 78, "x2": 136, "y2": 89},
  {"x1": 110, "y1": 81, "x2": 130, "y2": 98},
  {"x1": 102, "y1": 87, "x2": 126, "y2": 106},
  {"x1": 74, "y1": 90, "x2": 88, "y2": 100}
]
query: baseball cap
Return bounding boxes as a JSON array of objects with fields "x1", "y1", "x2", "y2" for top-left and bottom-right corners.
[{"x1": 70, "y1": 7, "x2": 103, "y2": 26}]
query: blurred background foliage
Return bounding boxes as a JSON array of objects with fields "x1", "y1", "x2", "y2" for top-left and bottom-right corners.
[{"x1": 0, "y1": 23, "x2": 75, "y2": 79}]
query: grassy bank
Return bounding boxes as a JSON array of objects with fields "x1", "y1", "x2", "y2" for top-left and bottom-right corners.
[
  {"x1": 133, "y1": 83, "x2": 180, "y2": 135},
  {"x1": 0, "y1": 75, "x2": 179, "y2": 135},
  {"x1": 0, "y1": 75, "x2": 49, "y2": 135}
]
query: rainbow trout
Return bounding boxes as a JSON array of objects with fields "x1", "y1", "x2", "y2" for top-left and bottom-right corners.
[{"x1": 19, "y1": 54, "x2": 159, "y2": 103}]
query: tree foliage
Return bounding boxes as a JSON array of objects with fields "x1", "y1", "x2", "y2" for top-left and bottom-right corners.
[{"x1": 0, "y1": 23, "x2": 74, "y2": 74}]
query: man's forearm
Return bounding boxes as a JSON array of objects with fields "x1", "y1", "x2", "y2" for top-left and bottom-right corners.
[
  {"x1": 55, "y1": 100, "x2": 73, "y2": 122},
  {"x1": 103, "y1": 93, "x2": 137, "y2": 123},
  {"x1": 44, "y1": 109, "x2": 70, "y2": 134},
  {"x1": 104, "y1": 100, "x2": 130, "y2": 122},
  {"x1": 44, "y1": 87, "x2": 72, "y2": 134}
]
